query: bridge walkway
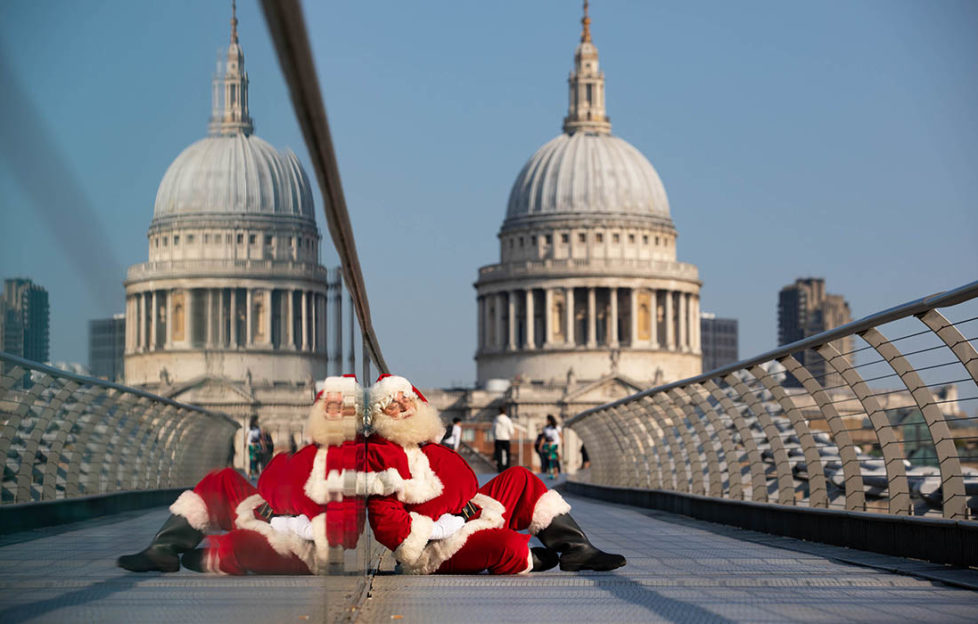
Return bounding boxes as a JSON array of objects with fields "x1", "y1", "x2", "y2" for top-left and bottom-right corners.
[{"x1": 1, "y1": 486, "x2": 976, "y2": 623}]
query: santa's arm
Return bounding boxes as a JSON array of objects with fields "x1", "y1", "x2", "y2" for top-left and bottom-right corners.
[{"x1": 367, "y1": 494, "x2": 433, "y2": 567}]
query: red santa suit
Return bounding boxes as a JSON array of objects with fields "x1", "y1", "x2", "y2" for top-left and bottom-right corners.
[
  {"x1": 168, "y1": 376, "x2": 388, "y2": 574},
  {"x1": 365, "y1": 375, "x2": 571, "y2": 575}
]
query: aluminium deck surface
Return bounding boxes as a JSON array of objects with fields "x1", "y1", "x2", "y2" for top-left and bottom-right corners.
[{"x1": 0, "y1": 485, "x2": 976, "y2": 623}]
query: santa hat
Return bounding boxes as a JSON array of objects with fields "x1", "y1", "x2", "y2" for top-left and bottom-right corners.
[
  {"x1": 369, "y1": 374, "x2": 426, "y2": 415},
  {"x1": 314, "y1": 374, "x2": 362, "y2": 406}
]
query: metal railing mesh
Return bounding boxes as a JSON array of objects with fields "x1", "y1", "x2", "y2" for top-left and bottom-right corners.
[
  {"x1": 0, "y1": 352, "x2": 238, "y2": 504},
  {"x1": 567, "y1": 281, "x2": 978, "y2": 520}
]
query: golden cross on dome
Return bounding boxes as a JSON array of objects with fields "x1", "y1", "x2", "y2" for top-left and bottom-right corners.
[{"x1": 581, "y1": 0, "x2": 592, "y2": 43}]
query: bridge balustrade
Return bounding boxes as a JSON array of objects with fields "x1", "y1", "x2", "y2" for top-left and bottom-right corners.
[
  {"x1": 0, "y1": 352, "x2": 238, "y2": 504},
  {"x1": 568, "y1": 281, "x2": 978, "y2": 521}
]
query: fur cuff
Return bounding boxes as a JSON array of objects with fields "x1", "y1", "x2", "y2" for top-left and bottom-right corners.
[
  {"x1": 528, "y1": 490, "x2": 571, "y2": 535},
  {"x1": 233, "y1": 494, "x2": 316, "y2": 570},
  {"x1": 393, "y1": 512, "x2": 434, "y2": 567},
  {"x1": 519, "y1": 548, "x2": 534, "y2": 575},
  {"x1": 170, "y1": 490, "x2": 210, "y2": 531},
  {"x1": 359, "y1": 468, "x2": 403, "y2": 497},
  {"x1": 400, "y1": 493, "x2": 507, "y2": 575}
]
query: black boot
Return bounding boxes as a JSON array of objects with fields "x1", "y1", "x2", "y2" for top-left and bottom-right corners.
[
  {"x1": 531, "y1": 547, "x2": 559, "y2": 572},
  {"x1": 536, "y1": 513, "x2": 626, "y2": 572},
  {"x1": 181, "y1": 548, "x2": 207, "y2": 573},
  {"x1": 117, "y1": 514, "x2": 203, "y2": 573}
]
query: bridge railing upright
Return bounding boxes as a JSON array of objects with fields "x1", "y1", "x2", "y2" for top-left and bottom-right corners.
[
  {"x1": 567, "y1": 281, "x2": 978, "y2": 521},
  {"x1": 0, "y1": 352, "x2": 239, "y2": 505}
]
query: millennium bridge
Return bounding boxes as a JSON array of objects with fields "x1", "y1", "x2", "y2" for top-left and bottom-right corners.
[{"x1": 2, "y1": 2, "x2": 977, "y2": 622}]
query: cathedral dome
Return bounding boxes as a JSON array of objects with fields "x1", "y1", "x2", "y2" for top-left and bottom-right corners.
[
  {"x1": 505, "y1": 131, "x2": 670, "y2": 224},
  {"x1": 153, "y1": 133, "x2": 314, "y2": 220}
]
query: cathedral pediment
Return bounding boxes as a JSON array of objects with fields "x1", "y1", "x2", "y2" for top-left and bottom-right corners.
[
  {"x1": 162, "y1": 375, "x2": 257, "y2": 405},
  {"x1": 561, "y1": 375, "x2": 645, "y2": 406}
]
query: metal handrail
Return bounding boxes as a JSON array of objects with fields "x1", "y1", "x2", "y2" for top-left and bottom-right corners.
[
  {"x1": 567, "y1": 281, "x2": 978, "y2": 521},
  {"x1": 0, "y1": 352, "x2": 238, "y2": 504},
  {"x1": 259, "y1": 0, "x2": 388, "y2": 376}
]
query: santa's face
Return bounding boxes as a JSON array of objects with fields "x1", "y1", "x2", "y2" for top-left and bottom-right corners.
[
  {"x1": 381, "y1": 391, "x2": 416, "y2": 420},
  {"x1": 323, "y1": 391, "x2": 357, "y2": 420}
]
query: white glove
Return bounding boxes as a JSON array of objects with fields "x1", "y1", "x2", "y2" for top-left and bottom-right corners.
[
  {"x1": 428, "y1": 513, "x2": 465, "y2": 540},
  {"x1": 269, "y1": 515, "x2": 315, "y2": 541}
]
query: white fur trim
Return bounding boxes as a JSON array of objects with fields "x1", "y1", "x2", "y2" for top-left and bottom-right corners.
[
  {"x1": 393, "y1": 512, "x2": 434, "y2": 568},
  {"x1": 359, "y1": 468, "x2": 403, "y2": 497},
  {"x1": 399, "y1": 493, "x2": 507, "y2": 575},
  {"x1": 369, "y1": 375, "x2": 415, "y2": 413},
  {"x1": 528, "y1": 490, "x2": 571, "y2": 535},
  {"x1": 170, "y1": 490, "x2": 210, "y2": 531},
  {"x1": 396, "y1": 446, "x2": 444, "y2": 504},
  {"x1": 205, "y1": 548, "x2": 227, "y2": 575},
  {"x1": 304, "y1": 448, "x2": 351, "y2": 503},
  {"x1": 519, "y1": 548, "x2": 534, "y2": 575},
  {"x1": 310, "y1": 512, "x2": 328, "y2": 574},
  {"x1": 233, "y1": 493, "x2": 317, "y2": 571}
]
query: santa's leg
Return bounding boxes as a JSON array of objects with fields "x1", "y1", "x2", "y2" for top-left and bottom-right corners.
[
  {"x1": 117, "y1": 468, "x2": 257, "y2": 573},
  {"x1": 435, "y1": 528, "x2": 534, "y2": 575},
  {"x1": 479, "y1": 467, "x2": 626, "y2": 572},
  {"x1": 184, "y1": 530, "x2": 313, "y2": 575}
]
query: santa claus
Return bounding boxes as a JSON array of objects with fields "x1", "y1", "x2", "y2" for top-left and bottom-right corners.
[
  {"x1": 117, "y1": 375, "x2": 377, "y2": 575},
  {"x1": 365, "y1": 374, "x2": 626, "y2": 575}
]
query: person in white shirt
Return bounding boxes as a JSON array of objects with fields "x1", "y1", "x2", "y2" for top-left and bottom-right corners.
[
  {"x1": 442, "y1": 417, "x2": 462, "y2": 451},
  {"x1": 493, "y1": 407, "x2": 515, "y2": 472},
  {"x1": 542, "y1": 415, "x2": 562, "y2": 480}
]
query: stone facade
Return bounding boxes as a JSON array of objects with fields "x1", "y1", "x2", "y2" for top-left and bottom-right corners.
[
  {"x1": 433, "y1": 7, "x2": 703, "y2": 473},
  {"x1": 123, "y1": 9, "x2": 339, "y2": 468}
]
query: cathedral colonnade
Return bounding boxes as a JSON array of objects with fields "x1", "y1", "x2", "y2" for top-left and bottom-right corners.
[
  {"x1": 125, "y1": 285, "x2": 335, "y2": 353},
  {"x1": 476, "y1": 285, "x2": 700, "y2": 354}
]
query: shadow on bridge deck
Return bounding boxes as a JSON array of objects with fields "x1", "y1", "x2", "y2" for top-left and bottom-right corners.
[{"x1": 1, "y1": 485, "x2": 976, "y2": 623}]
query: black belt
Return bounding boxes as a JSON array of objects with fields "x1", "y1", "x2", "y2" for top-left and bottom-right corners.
[
  {"x1": 458, "y1": 500, "x2": 479, "y2": 520},
  {"x1": 255, "y1": 502, "x2": 281, "y2": 522}
]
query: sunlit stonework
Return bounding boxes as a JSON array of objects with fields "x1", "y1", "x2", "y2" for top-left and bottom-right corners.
[{"x1": 429, "y1": 6, "x2": 702, "y2": 471}]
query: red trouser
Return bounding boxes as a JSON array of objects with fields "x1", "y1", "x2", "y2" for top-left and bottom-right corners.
[
  {"x1": 191, "y1": 468, "x2": 313, "y2": 575},
  {"x1": 435, "y1": 467, "x2": 552, "y2": 575}
]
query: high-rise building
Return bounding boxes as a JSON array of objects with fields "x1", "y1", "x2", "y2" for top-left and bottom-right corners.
[
  {"x1": 778, "y1": 278, "x2": 852, "y2": 388},
  {"x1": 0, "y1": 278, "x2": 50, "y2": 363},
  {"x1": 700, "y1": 313, "x2": 738, "y2": 372},
  {"x1": 89, "y1": 314, "x2": 125, "y2": 381}
]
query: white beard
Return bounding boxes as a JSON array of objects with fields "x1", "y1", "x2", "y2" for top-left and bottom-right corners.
[{"x1": 371, "y1": 401, "x2": 445, "y2": 447}]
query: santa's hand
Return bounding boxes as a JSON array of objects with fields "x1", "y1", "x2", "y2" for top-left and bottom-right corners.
[
  {"x1": 269, "y1": 515, "x2": 315, "y2": 541},
  {"x1": 428, "y1": 513, "x2": 465, "y2": 540},
  {"x1": 288, "y1": 515, "x2": 314, "y2": 541}
]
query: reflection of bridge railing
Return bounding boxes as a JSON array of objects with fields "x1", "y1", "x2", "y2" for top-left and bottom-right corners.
[
  {"x1": 0, "y1": 352, "x2": 238, "y2": 504},
  {"x1": 568, "y1": 281, "x2": 978, "y2": 522}
]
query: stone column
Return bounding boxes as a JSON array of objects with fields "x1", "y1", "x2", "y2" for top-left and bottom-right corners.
[
  {"x1": 692, "y1": 295, "x2": 701, "y2": 352},
  {"x1": 665, "y1": 291, "x2": 674, "y2": 350},
  {"x1": 525, "y1": 289, "x2": 534, "y2": 349},
  {"x1": 650, "y1": 289, "x2": 658, "y2": 348},
  {"x1": 629, "y1": 288, "x2": 638, "y2": 348},
  {"x1": 246, "y1": 288, "x2": 253, "y2": 347},
  {"x1": 286, "y1": 289, "x2": 295, "y2": 349},
  {"x1": 495, "y1": 293, "x2": 505, "y2": 350},
  {"x1": 186, "y1": 289, "x2": 195, "y2": 347},
  {"x1": 301, "y1": 290, "x2": 309, "y2": 351},
  {"x1": 565, "y1": 287, "x2": 574, "y2": 346},
  {"x1": 150, "y1": 290, "x2": 158, "y2": 351},
  {"x1": 477, "y1": 296, "x2": 484, "y2": 351},
  {"x1": 264, "y1": 289, "x2": 273, "y2": 346},
  {"x1": 543, "y1": 288, "x2": 553, "y2": 348},
  {"x1": 166, "y1": 291, "x2": 173, "y2": 348},
  {"x1": 206, "y1": 289, "x2": 214, "y2": 347},
  {"x1": 507, "y1": 291, "x2": 516, "y2": 350},
  {"x1": 678, "y1": 291, "x2": 688, "y2": 351},
  {"x1": 609, "y1": 286, "x2": 619, "y2": 348},
  {"x1": 587, "y1": 287, "x2": 596, "y2": 348},
  {"x1": 230, "y1": 289, "x2": 238, "y2": 348}
]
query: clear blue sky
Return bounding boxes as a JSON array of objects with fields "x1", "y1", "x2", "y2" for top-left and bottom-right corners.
[{"x1": 1, "y1": 1, "x2": 975, "y2": 389}]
